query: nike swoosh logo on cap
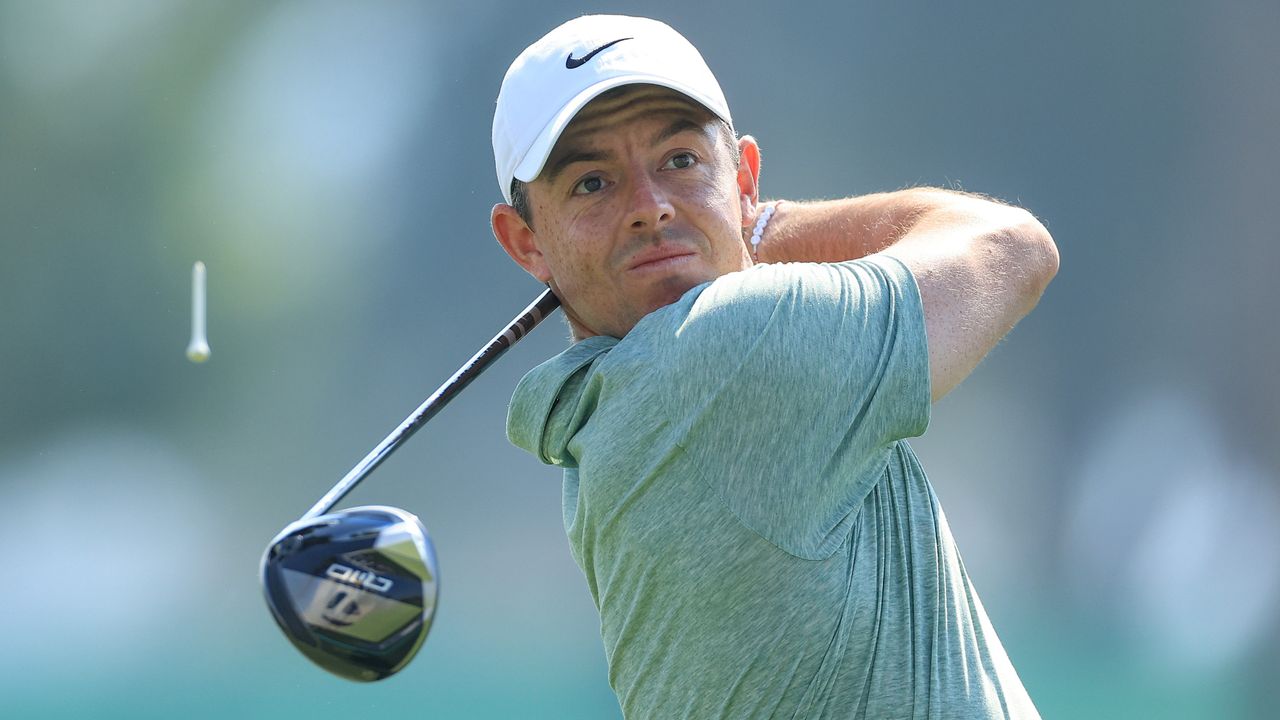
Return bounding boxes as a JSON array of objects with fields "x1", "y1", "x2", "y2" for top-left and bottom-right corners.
[{"x1": 565, "y1": 37, "x2": 632, "y2": 69}]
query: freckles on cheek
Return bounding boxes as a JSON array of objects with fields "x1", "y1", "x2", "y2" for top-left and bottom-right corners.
[{"x1": 541, "y1": 236, "x2": 595, "y2": 300}]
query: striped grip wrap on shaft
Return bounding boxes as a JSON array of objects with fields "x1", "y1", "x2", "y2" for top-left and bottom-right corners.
[{"x1": 502, "y1": 287, "x2": 558, "y2": 346}]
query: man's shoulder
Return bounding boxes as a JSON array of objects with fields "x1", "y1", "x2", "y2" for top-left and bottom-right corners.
[
  {"x1": 507, "y1": 336, "x2": 615, "y2": 464},
  {"x1": 656, "y1": 257, "x2": 910, "y2": 343}
]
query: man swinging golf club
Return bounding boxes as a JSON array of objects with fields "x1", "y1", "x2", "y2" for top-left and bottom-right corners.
[{"x1": 492, "y1": 14, "x2": 1057, "y2": 719}]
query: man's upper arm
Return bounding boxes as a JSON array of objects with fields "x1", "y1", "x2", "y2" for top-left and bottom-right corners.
[
  {"x1": 878, "y1": 194, "x2": 1059, "y2": 401},
  {"x1": 658, "y1": 259, "x2": 930, "y2": 558}
]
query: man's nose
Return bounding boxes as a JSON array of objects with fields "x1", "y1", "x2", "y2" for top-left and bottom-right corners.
[{"x1": 625, "y1": 172, "x2": 674, "y2": 232}]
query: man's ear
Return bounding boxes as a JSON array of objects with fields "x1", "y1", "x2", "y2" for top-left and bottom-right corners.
[
  {"x1": 491, "y1": 203, "x2": 551, "y2": 282},
  {"x1": 736, "y1": 135, "x2": 762, "y2": 223}
]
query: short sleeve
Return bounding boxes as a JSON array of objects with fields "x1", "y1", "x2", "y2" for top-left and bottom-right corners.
[{"x1": 660, "y1": 254, "x2": 930, "y2": 559}]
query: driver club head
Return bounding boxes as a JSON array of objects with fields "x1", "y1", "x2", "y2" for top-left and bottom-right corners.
[{"x1": 261, "y1": 505, "x2": 439, "y2": 682}]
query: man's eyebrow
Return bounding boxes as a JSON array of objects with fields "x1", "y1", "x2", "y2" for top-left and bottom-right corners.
[
  {"x1": 649, "y1": 116, "x2": 708, "y2": 146},
  {"x1": 544, "y1": 149, "x2": 609, "y2": 185},
  {"x1": 542, "y1": 113, "x2": 712, "y2": 185}
]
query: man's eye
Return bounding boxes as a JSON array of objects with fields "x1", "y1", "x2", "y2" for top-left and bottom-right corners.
[
  {"x1": 663, "y1": 152, "x2": 696, "y2": 170},
  {"x1": 572, "y1": 176, "x2": 606, "y2": 195}
]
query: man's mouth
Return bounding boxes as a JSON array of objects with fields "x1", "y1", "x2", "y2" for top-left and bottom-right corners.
[{"x1": 627, "y1": 246, "x2": 697, "y2": 272}]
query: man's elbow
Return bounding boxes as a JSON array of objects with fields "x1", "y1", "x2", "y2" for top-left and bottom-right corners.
[{"x1": 1008, "y1": 209, "x2": 1058, "y2": 300}]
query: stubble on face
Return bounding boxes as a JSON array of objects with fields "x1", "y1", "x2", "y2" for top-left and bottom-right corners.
[{"x1": 526, "y1": 86, "x2": 750, "y2": 339}]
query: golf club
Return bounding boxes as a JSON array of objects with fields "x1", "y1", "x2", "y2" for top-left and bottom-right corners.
[{"x1": 261, "y1": 287, "x2": 560, "y2": 681}]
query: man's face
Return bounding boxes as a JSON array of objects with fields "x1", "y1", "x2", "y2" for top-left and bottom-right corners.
[{"x1": 498, "y1": 85, "x2": 756, "y2": 339}]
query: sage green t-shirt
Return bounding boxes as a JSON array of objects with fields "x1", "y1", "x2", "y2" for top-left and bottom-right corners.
[{"x1": 507, "y1": 256, "x2": 1040, "y2": 719}]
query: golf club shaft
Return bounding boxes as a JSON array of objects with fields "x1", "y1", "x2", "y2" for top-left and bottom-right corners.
[{"x1": 302, "y1": 287, "x2": 561, "y2": 520}]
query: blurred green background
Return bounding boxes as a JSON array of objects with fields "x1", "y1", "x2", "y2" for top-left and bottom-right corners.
[{"x1": 2, "y1": 1, "x2": 1277, "y2": 718}]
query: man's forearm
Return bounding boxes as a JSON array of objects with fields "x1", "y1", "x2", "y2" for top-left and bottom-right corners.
[{"x1": 755, "y1": 188, "x2": 986, "y2": 264}]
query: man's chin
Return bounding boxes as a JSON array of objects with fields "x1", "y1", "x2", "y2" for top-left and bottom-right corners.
[{"x1": 640, "y1": 273, "x2": 708, "y2": 314}]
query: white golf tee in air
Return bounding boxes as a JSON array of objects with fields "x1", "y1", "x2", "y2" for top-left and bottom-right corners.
[{"x1": 186, "y1": 261, "x2": 211, "y2": 363}]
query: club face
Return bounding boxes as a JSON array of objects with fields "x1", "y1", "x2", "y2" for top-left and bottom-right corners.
[{"x1": 261, "y1": 505, "x2": 439, "y2": 682}]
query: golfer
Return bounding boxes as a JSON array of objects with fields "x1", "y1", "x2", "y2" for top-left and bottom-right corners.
[{"x1": 491, "y1": 15, "x2": 1057, "y2": 719}]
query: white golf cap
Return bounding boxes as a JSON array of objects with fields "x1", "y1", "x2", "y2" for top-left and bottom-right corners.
[{"x1": 492, "y1": 15, "x2": 733, "y2": 203}]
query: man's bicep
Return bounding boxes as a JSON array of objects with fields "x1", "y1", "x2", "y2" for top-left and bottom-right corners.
[{"x1": 881, "y1": 205, "x2": 1057, "y2": 401}]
